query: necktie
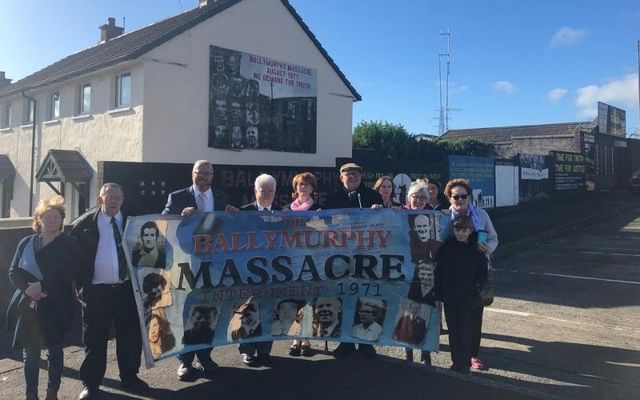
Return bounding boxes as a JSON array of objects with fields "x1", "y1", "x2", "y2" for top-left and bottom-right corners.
[
  {"x1": 320, "y1": 328, "x2": 328, "y2": 337},
  {"x1": 111, "y1": 217, "x2": 128, "y2": 280},
  {"x1": 197, "y1": 192, "x2": 206, "y2": 211}
]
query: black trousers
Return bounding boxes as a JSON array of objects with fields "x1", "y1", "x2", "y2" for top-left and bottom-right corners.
[
  {"x1": 239, "y1": 341, "x2": 273, "y2": 356},
  {"x1": 444, "y1": 303, "x2": 473, "y2": 370},
  {"x1": 80, "y1": 281, "x2": 141, "y2": 387},
  {"x1": 177, "y1": 348, "x2": 214, "y2": 365},
  {"x1": 471, "y1": 306, "x2": 484, "y2": 357}
]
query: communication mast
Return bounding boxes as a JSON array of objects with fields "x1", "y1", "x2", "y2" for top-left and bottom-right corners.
[{"x1": 437, "y1": 29, "x2": 460, "y2": 135}]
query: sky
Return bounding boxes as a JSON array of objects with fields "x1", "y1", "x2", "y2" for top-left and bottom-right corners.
[{"x1": 1, "y1": 0, "x2": 639, "y2": 136}]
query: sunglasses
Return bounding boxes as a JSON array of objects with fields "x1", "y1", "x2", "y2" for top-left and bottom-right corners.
[{"x1": 452, "y1": 194, "x2": 468, "y2": 200}]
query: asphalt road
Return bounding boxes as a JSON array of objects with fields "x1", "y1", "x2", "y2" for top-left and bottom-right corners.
[
  {"x1": 473, "y1": 199, "x2": 640, "y2": 400},
  {"x1": 1, "y1": 193, "x2": 638, "y2": 399}
]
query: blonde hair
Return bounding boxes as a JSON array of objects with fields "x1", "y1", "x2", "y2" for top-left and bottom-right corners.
[{"x1": 32, "y1": 195, "x2": 66, "y2": 233}]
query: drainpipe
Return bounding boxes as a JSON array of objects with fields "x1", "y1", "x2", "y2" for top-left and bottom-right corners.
[{"x1": 22, "y1": 92, "x2": 36, "y2": 216}]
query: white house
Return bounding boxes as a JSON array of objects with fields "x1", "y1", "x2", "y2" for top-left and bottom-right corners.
[{"x1": 0, "y1": 0, "x2": 360, "y2": 220}]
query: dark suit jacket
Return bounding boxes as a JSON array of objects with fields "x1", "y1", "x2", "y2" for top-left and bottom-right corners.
[
  {"x1": 325, "y1": 185, "x2": 383, "y2": 209},
  {"x1": 69, "y1": 208, "x2": 128, "y2": 294},
  {"x1": 231, "y1": 324, "x2": 262, "y2": 341},
  {"x1": 162, "y1": 186, "x2": 230, "y2": 215},
  {"x1": 240, "y1": 202, "x2": 282, "y2": 211}
]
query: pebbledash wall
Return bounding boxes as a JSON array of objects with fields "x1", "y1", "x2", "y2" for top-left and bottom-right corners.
[
  {"x1": 0, "y1": 0, "x2": 356, "y2": 220},
  {"x1": 0, "y1": 63, "x2": 146, "y2": 219}
]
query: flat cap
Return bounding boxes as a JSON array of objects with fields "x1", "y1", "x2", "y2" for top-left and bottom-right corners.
[{"x1": 339, "y1": 163, "x2": 363, "y2": 173}]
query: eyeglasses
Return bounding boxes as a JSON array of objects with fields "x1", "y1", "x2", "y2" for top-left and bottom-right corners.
[
  {"x1": 342, "y1": 172, "x2": 361, "y2": 178},
  {"x1": 410, "y1": 195, "x2": 428, "y2": 200},
  {"x1": 452, "y1": 194, "x2": 468, "y2": 200},
  {"x1": 453, "y1": 227, "x2": 471, "y2": 232},
  {"x1": 359, "y1": 310, "x2": 375, "y2": 314}
]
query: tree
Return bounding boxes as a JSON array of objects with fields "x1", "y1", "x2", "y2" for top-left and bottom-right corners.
[
  {"x1": 352, "y1": 121, "x2": 413, "y2": 159},
  {"x1": 353, "y1": 120, "x2": 494, "y2": 160}
]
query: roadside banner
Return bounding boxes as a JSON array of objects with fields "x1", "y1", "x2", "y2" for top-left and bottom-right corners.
[{"x1": 123, "y1": 209, "x2": 450, "y2": 365}]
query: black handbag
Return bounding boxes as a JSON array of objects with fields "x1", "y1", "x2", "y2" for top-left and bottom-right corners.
[{"x1": 480, "y1": 266, "x2": 495, "y2": 307}]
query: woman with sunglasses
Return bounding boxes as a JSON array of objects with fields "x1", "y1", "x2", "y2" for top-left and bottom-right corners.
[{"x1": 443, "y1": 178, "x2": 498, "y2": 371}]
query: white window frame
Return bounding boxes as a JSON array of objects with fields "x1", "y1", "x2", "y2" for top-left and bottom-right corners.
[
  {"x1": 78, "y1": 83, "x2": 91, "y2": 115},
  {"x1": 23, "y1": 98, "x2": 34, "y2": 124},
  {"x1": 1, "y1": 103, "x2": 11, "y2": 128},
  {"x1": 115, "y1": 72, "x2": 131, "y2": 108},
  {"x1": 50, "y1": 90, "x2": 60, "y2": 120}
]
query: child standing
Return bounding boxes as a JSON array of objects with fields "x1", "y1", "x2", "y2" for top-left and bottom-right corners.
[{"x1": 435, "y1": 215, "x2": 488, "y2": 374}]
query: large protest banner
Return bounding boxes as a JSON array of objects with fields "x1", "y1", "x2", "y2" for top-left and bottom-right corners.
[{"x1": 123, "y1": 209, "x2": 450, "y2": 366}]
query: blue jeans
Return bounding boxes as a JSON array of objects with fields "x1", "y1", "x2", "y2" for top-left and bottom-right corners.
[{"x1": 23, "y1": 342, "x2": 63, "y2": 396}]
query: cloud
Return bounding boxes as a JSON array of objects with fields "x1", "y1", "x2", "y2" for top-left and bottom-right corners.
[
  {"x1": 551, "y1": 27, "x2": 587, "y2": 47},
  {"x1": 492, "y1": 80, "x2": 516, "y2": 94},
  {"x1": 575, "y1": 73, "x2": 638, "y2": 118},
  {"x1": 547, "y1": 88, "x2": 568, "y2": 103}
]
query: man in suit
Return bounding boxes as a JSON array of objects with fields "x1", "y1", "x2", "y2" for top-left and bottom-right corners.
[
  {"x1": 325, "y1": 163, "x2": 382, "y2": 358},
  {"x1": 236, "y1": 174, "x2": 279, "y2": 366},
  {"x1": 162, "y1": 160, "x2": 236, "y2": 381},
  {"x1": 70, "y1": 183, "x2": 149, "y2": 399},
  {"x1": 394, "y1": 301, "x2": 426, "y2": 346},
  {"x1": 312, "y1": 297, "x2": 342, "y2": 338},
  {"x1": 239, "y1": 173, "x2": 280, "y2": 212}
]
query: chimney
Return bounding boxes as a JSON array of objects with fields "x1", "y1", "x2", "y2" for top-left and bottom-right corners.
[
  {"x1": 0, "y1": 72, "x2": 11, "y2": 89},
  {"x1": 99, "y1": 17, "x2": 124, "y2": 43}
]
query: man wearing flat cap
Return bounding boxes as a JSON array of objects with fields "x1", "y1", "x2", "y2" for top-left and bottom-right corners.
[
  {"x1": 325, "y1": 163, "x2": 383, "y2": 210},
  {"x1": 325, "y1": 162, "x2": 382, "y2": 358}
]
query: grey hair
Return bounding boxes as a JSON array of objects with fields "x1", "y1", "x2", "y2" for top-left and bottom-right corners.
[
  {"x1": 255, "y1": 173, "x2": 276, "y2": 189},
  {"x1": 193, "y1": 160, "x2": 212, "y2": 172},
  {"x1": 407, "y1": 181, "x2": 428, "y2": 197}
]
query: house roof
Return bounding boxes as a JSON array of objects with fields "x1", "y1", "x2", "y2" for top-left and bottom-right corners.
[
  {"x1": 0, "y1": 0, "x2": 360, "y2": 101},
  {"x1": 442, "y1": 122, "x2": 594, "y2": 143}
]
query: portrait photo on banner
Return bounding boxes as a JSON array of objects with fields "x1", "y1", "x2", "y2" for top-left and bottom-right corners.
[
  {"x1": 270, "y1": 298, "x2": 307, "y2": 337},
  {"x1": 408, "y1": 212, "x2": 442, "y2": 263},
  {"x1": 147, "y1": 308, "x2": 176, "y2": 359},
  {"x1": 182, "y1": 304, "x2": 219, "y2": 346},
  {"x1": 393, "y1": 299, "x2": 432, "y2": 347},
  {"x1": 207, "y1": 45, "x2": 317, "y2": 153},
  {"x1": 130, "y1": 220, "x2": 169, "y2": 269},
  {"x1": 228, "y1": 299, "x2": 264, "y2": 341},
  {"x1": 350, "y1": 297, "x2": 387, "y2": 342}
]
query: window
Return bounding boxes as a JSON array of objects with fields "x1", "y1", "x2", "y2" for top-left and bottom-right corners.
[
  {"x1": 1, "y1": 104, "x2": 11, "y2": 128},
  {"x1": 115, "y1": 72, "x2": 131, "y2": 108},
  {"x1": 50, "y1": 91, "x2": 60, "y2": 120},
  {"x1": 79, "y1": 83, "x2": 91, "y2": 114},
  {"x1": 24, "y1": 98, "x2": 34, "y2": 124}
]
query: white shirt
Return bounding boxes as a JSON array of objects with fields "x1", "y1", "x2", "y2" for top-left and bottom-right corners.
[
  {"x1": 351, "y1": 322, "x2": 383, "y2": 341},
  {"x1": 93, "y1": 211, "x2": 124, "y2": 284},
  {"x1": 192, "y1": 185, "x2": 214, "y2": 212}
]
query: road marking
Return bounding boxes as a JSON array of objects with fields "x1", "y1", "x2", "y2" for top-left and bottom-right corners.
[
  {"x1": 485, "y1": 308, "x2": 531, "y2": 317},
  {"x1": 537, "y1": 244, "x2": 640, "y2": 257},
  {"x1": 577, "y1": 250, "x2": 640, "y2": 257},
  {"x1": 493, "y1": 269, "x2": 640, "y2": 285},
  {"x1": 487, "y1": 307, "x2": 640, "y2": 334},
  {"x1": 530, "y1": 272, "x2": 640, "y2": 285}
]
